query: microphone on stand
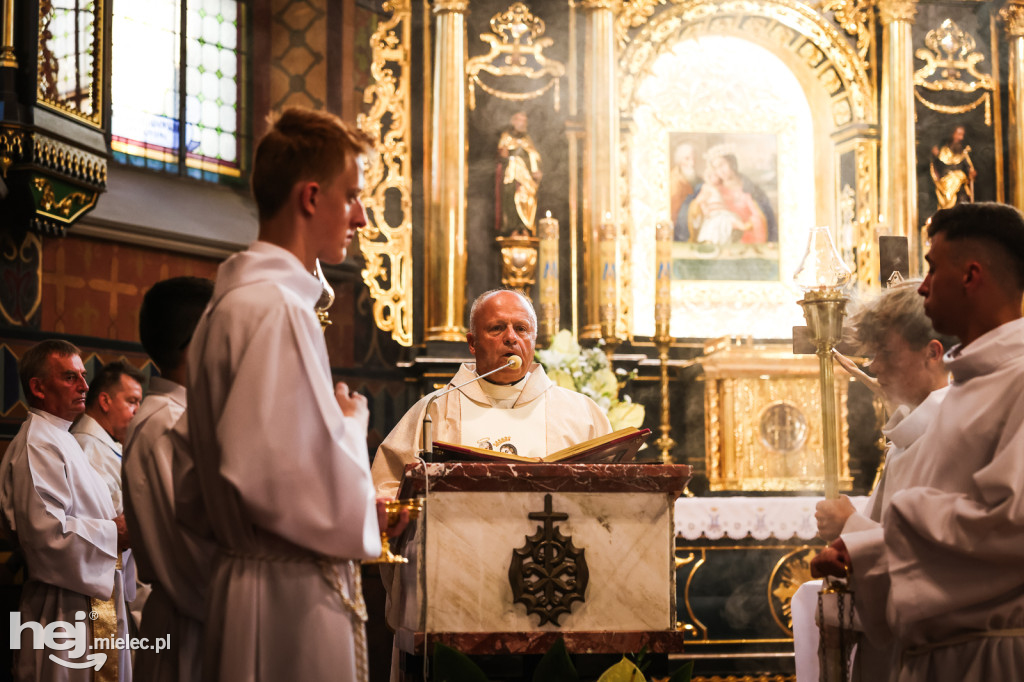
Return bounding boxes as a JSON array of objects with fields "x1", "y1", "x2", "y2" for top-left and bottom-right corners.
[{"x1": 420, "y1": 354, "x2": 524, "y2": 460}]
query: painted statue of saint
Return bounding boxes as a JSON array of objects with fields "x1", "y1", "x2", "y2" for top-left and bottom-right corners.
[
  {"x1": 496, "y1": 111, "x2": 542, "y2": 237},
  {"x1": 930, "y1": 125, "x2": 976, "y2": 209}
]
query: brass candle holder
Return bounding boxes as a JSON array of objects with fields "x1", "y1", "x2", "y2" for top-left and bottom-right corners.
[
  {"x1": 793, "y1": 226, "x2": 852, "y2": 500},
  {"x1": 313, "y1": 258, "x2": 334, "y2": 332},
  {"x1": 365, "y1": 498, "x2": 424, "y2": 565},
  {"x1": 654, "y1": 221, "x2": 676, "y2": 463},
  {"x1": 794, "y1": 226, "x2": 854, "y2": 682}
]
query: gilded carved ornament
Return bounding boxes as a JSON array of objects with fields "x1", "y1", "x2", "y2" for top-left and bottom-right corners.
[
  {"x1": 877, "y1": 0, "x2": 916, "y2": 25},
  {"x1": 32, "y1": 177, "x2": 97, "y2": 223},
  {"x1": 357, "y1": 0, "x2": 413, "y2": 347},
  {"x1": 0, "y1": 126, "x2": 25, "y2": 177},
  {"x1": 466, "y1": 3, "x2": 566, "y2": 111},
  {"x1": 618, "y1": 0, "x2": 875, "y2": 126},
  {"x1": 817, "y1": 0, "x2": 873, "y2": 60},
  {"x1": 616, "y1": 0, "x2": 873, "y2": 62},
  {"x1": 913, "y1": 19, "x2": 994, "y2": 124},
  {"x1": 1001, "y1": 1, "x2": 1024, "y2": 38},
  {"x1": 578, "y1": 0, "x2": 620, "y2": 11},
  {"x1": 32, "y1": 133, "x2": 107, "y2": 186}
]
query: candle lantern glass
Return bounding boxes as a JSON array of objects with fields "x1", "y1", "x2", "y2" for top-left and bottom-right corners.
[{"x1": 793, "y1": 226, "x2": 853, "y2": 292}]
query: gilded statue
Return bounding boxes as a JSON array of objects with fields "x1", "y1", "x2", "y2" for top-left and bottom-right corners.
[
  {"x1": 496, "y1": 111, "x2": 542, "y2": 237},
  {"x1": 930, "y1": 125, "x2": 976, "y2": 209}
]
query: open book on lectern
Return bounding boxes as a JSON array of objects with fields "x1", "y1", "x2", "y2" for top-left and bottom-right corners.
[{"x1": 431, "y1": 427, "x2": 651, "y2": 464}]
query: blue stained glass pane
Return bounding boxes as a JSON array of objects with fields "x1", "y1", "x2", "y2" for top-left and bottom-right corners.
[
  {"x1": 112, "y1": 0, "x2": 240, "y2": 179},
  {"x1": 110, "y1": 0, "x2": 182, "y2": 172}
]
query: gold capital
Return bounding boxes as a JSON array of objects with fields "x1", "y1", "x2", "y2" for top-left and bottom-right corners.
[
  {"x1": 878, "y1": 0, "x2": 916, "y2": 25},
  {"x1": 432, "y1": 0, "x2": 469, "y2": 14},
  {"x1": 1001, "y1": 1, "x2": 1024, "y2": 37},
  {"x1": 577, "y1": 0, "x2": 619, "y2": 12}
]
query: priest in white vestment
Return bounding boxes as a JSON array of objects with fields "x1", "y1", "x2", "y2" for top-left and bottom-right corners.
[
  {"x1": 792, "y1": 281, "x2": 952, "y2": 681},
  {"x1": 371, "y1": 289, "x2": 612, "y2": 498},
  {"x1": 812, "y1": 202, "x2": 1024, "y2": 682},
  {"x1": 71, "y1": 360, "x2": 144, "y2": 515},
  {"x1": 1, "y1": 340, "x2": 133, "y2": 682},
  {"x1": 177, "y1": 108, "x2": 383, "y2": 682},
  {"x1": 122, "y1": 277, "x2": 215, "y2": 682},
  {"x1": 370, "y1": 289, "x2": 612, "y2": 679}
]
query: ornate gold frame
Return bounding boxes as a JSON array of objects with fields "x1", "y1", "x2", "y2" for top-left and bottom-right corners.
[
  {"x1": 358, "y1": 0, "x2": 414, "y2": 347},
  {"x1": 617, "y1": 0, "x2": 877, "y2": 340},
  {"x1": 466, "y1": 2, "x2": 565, "y2": 111}
]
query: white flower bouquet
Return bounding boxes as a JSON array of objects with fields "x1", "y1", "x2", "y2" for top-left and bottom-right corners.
[{"x1": 535, "y1": 330, "x2": 646, "y2": 431}]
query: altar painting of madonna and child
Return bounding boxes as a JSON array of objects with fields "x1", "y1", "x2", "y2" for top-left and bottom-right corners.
[{"x1": 669, "y1": 132, "x2": 779, "y2": 282}]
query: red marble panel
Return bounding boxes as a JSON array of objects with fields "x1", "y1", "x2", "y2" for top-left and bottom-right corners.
[
  {"x1": 398, "y1": 628, "x2": 688, "y2": 656},
  {"x1": 398, "y1": 463, "x2": 692, "y2": 496}
]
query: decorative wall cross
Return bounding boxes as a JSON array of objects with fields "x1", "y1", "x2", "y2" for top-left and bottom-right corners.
[{"x1": 508, "y1": 493, "x2": 589, "y2": 626}]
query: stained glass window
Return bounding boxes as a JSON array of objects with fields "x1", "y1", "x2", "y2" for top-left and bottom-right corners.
[
  {"x1": 37, "y1": 0, "x2": 102, "y2": 124},
  {"x1": 110, "y1": 0, "x2": 244, "y2": 182}
]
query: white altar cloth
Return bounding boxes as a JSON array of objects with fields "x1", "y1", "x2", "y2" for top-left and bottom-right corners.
[{"x1": 674, "y1": 496, "x2": 870, "y2": 541}]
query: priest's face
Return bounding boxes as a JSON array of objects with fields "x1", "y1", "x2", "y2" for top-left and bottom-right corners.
[
  {"x1": 867, "y1": 330, "x2": 939, "y2": 408},
  {"x1": 99, "y1": 374, "x2": 143, "y2": 443},
  {"x1": 313, "y1": 155, "x2": 367, "y2": 265},
  {"x1": 32, "y1": 353, "x2": 89, "y2": 421},
  {"x1": 467, "y1": 291, "x2": 537, "y2": 384},
  {"x1": 918, "y1": 233, "x2": 968, "y2": 340}
]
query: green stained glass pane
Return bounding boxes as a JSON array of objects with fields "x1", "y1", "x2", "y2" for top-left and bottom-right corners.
[
  {"x1": 203, "y1": 14, "x2": 220, "y2": 41},
  {"x1": 201, "y1": 44, "x2": 220, "y2": 74},
  {"x1": 219, "y1": 20, "x2": 237, "y2": 50},
  {"x1": 220, "y1": 79, "x2": 236, "y2": 107},
  {"x1": 220, "y1": 51, "x2": 237, "y2": 79},
  {"x1": 201, "y1": 72, "x2": 219, "y2": 100},
  {"x1": 220, "y1": 134, "x2": 236, "y2": 161},
  {"x1": 186, "y1": 66, "x2": 201, "y2": 93},
  {"x1": 201, "y1": 128, "x2": 219, "y2": 156}
]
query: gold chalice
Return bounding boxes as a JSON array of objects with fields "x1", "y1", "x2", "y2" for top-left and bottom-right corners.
[{"x1": 366, "y1": 498, "x2": 423, "y2": 564}]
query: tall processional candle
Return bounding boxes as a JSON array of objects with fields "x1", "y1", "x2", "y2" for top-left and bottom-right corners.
[
  {"x1": 655, "y1": 221, "x2": 673, "y2": 340},
  {"x1": 598, "y1": 212, "x2": 618, "y2": 338},
  {"x1": 538, "y1": 211, "x2": 560, "y2": 344}
]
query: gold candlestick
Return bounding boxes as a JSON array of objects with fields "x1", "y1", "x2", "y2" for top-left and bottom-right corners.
[
  {"x1": 538, "y1": 211, "x2": 560, "y2": 345},
  {"x1": 793, "y1": 226, "x2": 851, "y2": 499},
  {"x1": 654, "y1": 221, "x2": 675, "y2": 462}
]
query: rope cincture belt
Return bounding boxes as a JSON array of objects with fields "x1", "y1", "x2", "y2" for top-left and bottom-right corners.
[
  {"x1": 222, "y1": 549, "x2": 369, "y2": 682},
  {"x1": 903, "y1": 627, "x2": 1024, "y2": 659}
]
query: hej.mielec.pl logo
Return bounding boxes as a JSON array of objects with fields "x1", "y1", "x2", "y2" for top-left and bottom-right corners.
[{"x1": 10, "y1": 610, "x2": 171, "y2": 670}]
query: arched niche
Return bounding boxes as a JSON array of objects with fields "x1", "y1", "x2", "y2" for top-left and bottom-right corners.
[{"x1": 620, "y1": 1, "x2": 878, "y2": 339}]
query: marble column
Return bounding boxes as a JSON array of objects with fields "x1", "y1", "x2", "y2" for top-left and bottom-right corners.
[
  {"x1": 425, "y1": 0, "x2": 469, "y2": 341},
  {"x1": 1003, "y1": 1, "x2": 1024, "y2": 209},
  {"x1": 579, "y1": 0, "x2": 619, "y2": 340},
  {"x1": 879, "y1": 0, "x2": 918, "y2": 271}
]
